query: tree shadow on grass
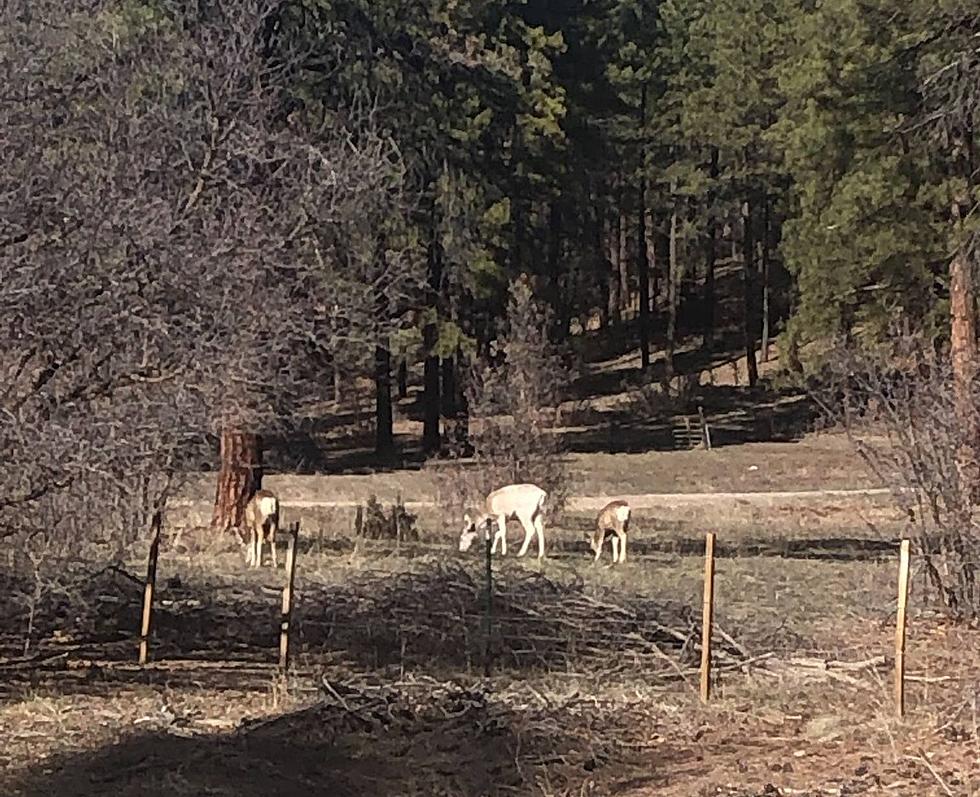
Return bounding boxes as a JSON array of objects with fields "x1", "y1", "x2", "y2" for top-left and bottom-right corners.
[{"x1": 4, "y1": 680, "x2": 649, "y2": 797}]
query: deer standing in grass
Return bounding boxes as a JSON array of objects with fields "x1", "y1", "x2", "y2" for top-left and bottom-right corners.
[
  {"x1": 590, "y1": 500, "x2": 631, "y2": 564},
  {"x1": 459, "y1": 483, "x2": 548, "y2": 559},
  {"x1": 243, "y1": 489, "x2": 280, "y2": 568}
]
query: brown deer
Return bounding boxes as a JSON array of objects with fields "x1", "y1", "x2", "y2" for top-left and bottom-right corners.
[
  {"x1": 459, "y1": 483, "x2": 548, "y2": 559},
  {"x1": 590, "y1": 499, "x2": 631, "y2": 564},
  {"x1": 243, "y1": 489, "x2": 280, "y2": 568}
]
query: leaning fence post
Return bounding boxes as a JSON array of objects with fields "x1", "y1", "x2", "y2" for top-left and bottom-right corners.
[
  {"x1": 700, "y1": 532, "x2": 717, "y2": 703},
  {"x1": 279, "y1": 522, "x2": 300, "y2": 672},
  {"x1": 138, "y1": 510, "x2": 163, "y2": 665},
  {"x1": 483, "y1": 518, "x2": 494, "y2": 678},
  {"x1": 895, "y1": 538, "x2": 911, "y2": 718},
  {"x1": 698, "y1": 405, "x2": 712, "y2": 451}
]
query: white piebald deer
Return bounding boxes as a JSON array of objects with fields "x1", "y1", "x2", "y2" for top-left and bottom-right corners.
[
  {"x1": 243, "y1": 489, "x2": 280, "y2": 568},
  {"x1": 459, "y1": 483, "x2": 548, "y2": 559},
  {"x1": 590, "y1": 499, "x2": 631, "y2": 564}
]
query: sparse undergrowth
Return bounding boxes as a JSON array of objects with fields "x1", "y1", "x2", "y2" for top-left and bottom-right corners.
[{"x1": 2, "y1": 487, "x2": 978, "y2": 796}]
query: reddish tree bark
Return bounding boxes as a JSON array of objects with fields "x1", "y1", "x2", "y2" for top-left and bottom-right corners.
[
  {"x1": 211, "y1": 429, "x2": 261, "y2": 531},
  {"x1": 950, "y1": 247, "x2": 979, "y2": 494}
]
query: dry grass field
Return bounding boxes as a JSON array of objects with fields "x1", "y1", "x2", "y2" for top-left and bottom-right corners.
[{"x1": 2, "y1": 433, "x2": 979, "y2": 796}]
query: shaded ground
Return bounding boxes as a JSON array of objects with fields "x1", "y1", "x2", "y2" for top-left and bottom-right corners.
[
  {"x1": 2, "y1": 538, "x2": 979, "y2": 796},
  {"x1": 3, "y1": 679, "x2": 645, "y2": 797},
  {"x1": 3, "y1": 418, "x2": 973, "y2": 795},
  {"x1": 3, "y1": 630, "x2": 979, "y2": 797}
]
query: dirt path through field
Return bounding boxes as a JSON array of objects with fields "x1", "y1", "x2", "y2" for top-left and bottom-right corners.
[{"x1": 171, "y1": 486, "x2": 894, "y2": 511}]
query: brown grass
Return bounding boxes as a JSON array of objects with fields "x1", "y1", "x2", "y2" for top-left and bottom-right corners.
[{"x1": 2, "y1": 439, "x2": 978, "y2": 796}]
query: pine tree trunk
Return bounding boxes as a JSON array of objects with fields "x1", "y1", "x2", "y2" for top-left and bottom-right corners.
[
  {"x1": 637, "y1": 172, "x2": 651, "y2": 369},
  {"x1": 742, "y1": 198, "x2": 759, "y2": 387},
  {"x1": 587, "y1": 179, "x2": 609, "y2": 329},
  {"x1": 704, "y1": 148, "x2": 719, "y2": 348},
  {"x1": 761, "y1": 190, "x2": 771, "y2": 363},
  {"x1": 423, "y1": 350, "x2": 440, "y2": 452},
  {"x1": 375, "y1": 343, "x2": 394, "y2": 457},
  {"x1": 441, "y1": 354, "x2": 456, "y2": 417},
  {"x1": 422, "y1": 189, "x2": 442, "y2": 454},
  {"x1": 951, "y1": 117, "x2": 978, "y2": 500},
  {"x1": 448, "y1": 345, "x2": 471, "y2": 455},
  {"x1": 211, "y1": 429, "x2": 261, "y2": 532},
  {"x1": 951, "y1": 246, "x2": 979, "y2": 496},
  {"x1": 547, "y1": 201, "x2": 566, "y2": 340},
  {"x1": 607, "y1": 192, "x2": 621, "y2": 327},
  {"x1": 397, "y1": 359, "x2": 408, "y2": 400},
  {"x1": 510, "y1": 123, "x2": 526, "y2": 277},
  {"x1": 325, "y1": 355, "x2": 336, "y2": 403},
  {"x1": 663, "y1": 188, "x2": 679, "y2": 390},
  {"x1": 619, "y1": 202, "x2": 629, "y2": 321},
  {"x1": 647, "y1": 207, "x2": 660, "y2": 306}
]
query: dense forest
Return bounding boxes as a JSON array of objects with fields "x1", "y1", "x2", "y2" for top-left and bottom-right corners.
[{"x1": 1, "y1": 0, "x2": 978, "y2": 535}]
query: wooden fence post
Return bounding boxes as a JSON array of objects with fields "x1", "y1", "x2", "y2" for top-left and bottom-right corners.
[
  {"x1": 895, "y1": 538, "x2": 911, "y2": 718},
  {"x1": 700, "y1": 532, "x2": 717, "y2": 703},
  {"x1": 138, "y1": 510, "x2": 163, "y2": 665},
  {"x1": 279, "y1": 522, "x2": 300, "y2": 672},
  {"x1": 698, "y1": 405, "x2": 712, "y2": 451}
]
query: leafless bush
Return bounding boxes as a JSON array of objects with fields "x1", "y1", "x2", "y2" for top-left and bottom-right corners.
[
  {"x1": 358, "y1": 495, "x2": 419, "y2": 542},
  {"x1": 433, "y1": 276, "x2": 575, "y2": 524},
  {"x1": 809, "y1": 338, "x2": 980, "y2": 616},
  {"x1": 0, "y1": 2, "x2": 418, "y2": 555}
]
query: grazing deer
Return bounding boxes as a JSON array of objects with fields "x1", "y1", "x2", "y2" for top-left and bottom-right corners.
[
  {"x1": 459, "y1": 483, "x2": 548, "y2": 559},
  {"x1": 590, "y1": 499, "x2": 631, "y2": 564},
  {"x1": 243, "y1": 489, "x2": 280, "y2": 568}
]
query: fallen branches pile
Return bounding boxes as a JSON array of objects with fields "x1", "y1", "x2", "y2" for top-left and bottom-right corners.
[
  {"x1": 297, "y1": 559, "x2": 749, "y2": 679},
  {"x1": 2, "y1": 557, "x2": 749, "y2": 684}
]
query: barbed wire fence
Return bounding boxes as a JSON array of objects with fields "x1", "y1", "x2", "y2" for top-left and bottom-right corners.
[{"x1": 0, "y1": 494, "x2": 923, "y2": 719}]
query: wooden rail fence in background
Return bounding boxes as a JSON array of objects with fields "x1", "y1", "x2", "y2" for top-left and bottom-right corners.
[{"x1": 135, "y1": 516, "x2": 915, "y2": 719}]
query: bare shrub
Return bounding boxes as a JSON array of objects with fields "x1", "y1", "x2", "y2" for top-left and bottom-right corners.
[
  {"x1": 809, "y1": 337, "x2": 980, "y2": 616},
  {"x1": 433, "y1": 275, "x2": 575, "y2": 525},
  {"x1": 358, "y1": 496, "x2": 419, "y2": 543},
  {"x1": 0, "y1": 1, "x2": 417, "y2": 557}
]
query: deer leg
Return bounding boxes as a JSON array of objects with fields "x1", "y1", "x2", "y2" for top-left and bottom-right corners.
[
  {"x1": 593, "y1": 532, "x2": 603, "y2": 563},
  {"x1": 534, "y1": 513, "x2": 545, "y2": 559},
  {"x1": 620, "y1": 532, "x2": 627, "y2": 563},
  {"x1": 495, "y1": 516, "x2": 507, "y2": 556},
  {"x1": 268, "y1": 518, "x2": 279, "y2": 568},
  {"x1": 269, "y1": 525, "x2": 279, "y2": 569},
  {"x1": 611, "y1": 536, "x2": 620, "y2": 564},
  {"x1": 244, "y1": 528, "x2": 253, "y2": 567},
  {"x1": 515, "y1": 514, "x2": 535, "y2": 557}
]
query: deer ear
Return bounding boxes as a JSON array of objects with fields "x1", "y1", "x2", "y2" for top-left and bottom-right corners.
[{"x1": 462, "y1": 513, "x2": 472, "y2": 527}]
